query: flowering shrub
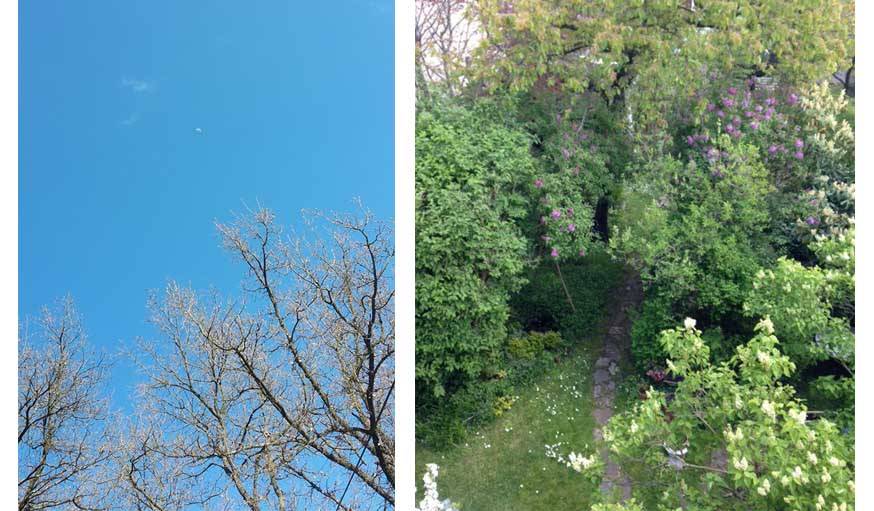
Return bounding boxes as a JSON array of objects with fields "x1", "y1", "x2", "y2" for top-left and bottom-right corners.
[
  {"x1": 598, "y1": 319, "x2": 855, "y2": 510},
  {"x1": 532, "y1": 112, "x2": 609, "y2": 261},
  {"x1": 745, "y1": 258, "x2": 853, "y2": 368}
]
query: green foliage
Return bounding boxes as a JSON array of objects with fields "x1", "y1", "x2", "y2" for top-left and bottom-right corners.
[
  {"x1": 507, "y1": 331, "x2": 563, "y2": 360},
  {"x1": 612, "y1": 146, "x2": 772, "y2": 366},
  {"x1": 416, "y1": 99, "x2": 537, "y2": 398},
  {"x1": 745, "y1": 258, "x2": 853, "y2": 368},
  {"x1": 510, "y1": 248, "x2": 623, "y2": 337},
  {"x1": 600, "y1": 319, "x2": 855, "y2": 510},
  {"x1": 417, "y1": 254, "x2": 622, "y2": 448}
]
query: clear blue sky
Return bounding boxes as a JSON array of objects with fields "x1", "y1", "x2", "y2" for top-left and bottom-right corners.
[{"x1": 20, "y1": 1, "x2": 394, "y2": 408}]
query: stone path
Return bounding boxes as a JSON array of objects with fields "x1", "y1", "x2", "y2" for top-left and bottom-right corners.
[{"x1": 591, "y1": 271, "x2": 643, "y2": 501}]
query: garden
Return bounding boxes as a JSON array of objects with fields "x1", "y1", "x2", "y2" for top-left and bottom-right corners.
[{"x1": 415, "y1": 1, "x2": 856, "y2": 509}]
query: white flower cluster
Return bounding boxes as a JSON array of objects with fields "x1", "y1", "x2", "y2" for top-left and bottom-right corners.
[
  {"x1": 566, "y1": 451, "x2": 597, "y2": 473},
  {"x1": 416, "y1": 464, "x2": 458, "y2": 511},
  {"x1": 761, "y1": 400, "x2": 776, "y2": 420}
]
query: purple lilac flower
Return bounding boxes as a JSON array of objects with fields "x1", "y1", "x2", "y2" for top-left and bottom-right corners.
[
  {"x1": 578, "y1": 248, "x2": 586, "y2": 257},
  {"x1": 686, "y1": 135, "x2": 696, "y2": 146},
  {"x1": 550, "y1": 248, "x2": 559, "y2": 258},
  {"x1": 794, "y1": 151, "x2": 804, "y2": 160},
  {"x1": 806, "y1": 216, "x2": 819, "y2": 226},
  {"x1": 561, "y1": 147, "x2": 571, "y2": 160},
  {"x1": 550, "y1": 209, "x2": 562, "y2": 219},
  {"x1": 727, "y1": 87, "x2": 738, "y2": 96},
  {"x1": 534, "y1": 178, "x2": 544, "y2": 188},
  {"x1": 750, "y1": 121, "x2": 759, "y2": 130},
  {"x1": 722, "y1": 97, "x2": 735, "y2": 108},
  {"x1": 716, "y1": 110, "x2": 725, "y2": 118},
  {"x1": 766, "y1": 97, "x2": 777, "y2": 106},
  {"x1": 795, "y1": 139, "x2": 804, "y2": 149},
  {"x1": 707, "y1": 103, "x2": 716, "y2": 112},
  {"x1": 567, "y1": 208, "x2": 574, "y2": 216},
  {"x1": 567, "y1": 223, "x2": 576, "y2": 233},
  {"x1": 706, "y1": 147, "x2": 719, "y2": 161},
  {"x1": 787, "y1": 93, "x2": 799, "y2": 105},
  {"x1": 755, "y1": 105, "x2": 764, "y2": 112}
]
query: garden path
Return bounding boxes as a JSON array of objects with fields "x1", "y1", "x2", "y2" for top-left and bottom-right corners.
[{"x1": 591, "y1": 271, "x2": 642, "y2": 501}]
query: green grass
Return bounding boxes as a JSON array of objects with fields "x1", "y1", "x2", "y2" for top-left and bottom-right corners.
[{"x1": 415, "y1": 337, "x2": 603, "y2": 510}]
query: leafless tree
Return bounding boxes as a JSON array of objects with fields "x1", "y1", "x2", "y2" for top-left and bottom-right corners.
[
  {"x1": 415, "y1": 0, "x2": 480, "y2": 95},
  {"x1": 18, "y1": 298, "x2": 115, "y2": 511},
  {"x1": 124, "y1": 205, "x2": 394, "y2": 510}
]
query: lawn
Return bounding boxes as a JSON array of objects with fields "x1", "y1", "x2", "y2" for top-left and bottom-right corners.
[{"x1": 415, "y1": 334, "x2": 603, "y2": 510}]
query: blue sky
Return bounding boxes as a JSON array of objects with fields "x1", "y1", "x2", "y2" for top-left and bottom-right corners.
[{"x1": 20, "y1": 0, "x2": 394, "y2": 408}]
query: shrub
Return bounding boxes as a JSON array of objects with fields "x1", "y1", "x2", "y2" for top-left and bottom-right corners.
[
  {"x1": 416, "y1": 99, "x2": 537, "y2": 398},
  {"x1": 507, "y1": 331, "x2": 563, "y2": 360}
]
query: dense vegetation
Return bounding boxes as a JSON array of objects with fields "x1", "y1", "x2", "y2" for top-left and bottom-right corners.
[{"x1": 415, "y1": 1, "x2": 854, "y2": 509}]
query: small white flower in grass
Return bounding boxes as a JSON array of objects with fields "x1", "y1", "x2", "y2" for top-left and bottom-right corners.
[
  {"x1": 630, "y1": 420, "x2": 639, "y2": 433},
  {"x1": 808, "y1": 452, "x2": 818, "y2": 465},
  {"x1": 828, "y1": 456, "x2": 842, "y2": 467},
  {"x1": 757, "y1": 478, "x2": 771, "y2": 496},
  {"x1": 684, "y1": 317, "x2": 697, "y2": 330},
  {"x1": 757, "y1": 350, "x2": 772, "y2": 367},
  {"x1": 733, "y1": 457, "x2": 749, "y2": 471},
  {"x1": 816, "y1": 494, "x2": 826, "y2": 510},
  {"x1": 791, "y1": 409, "x2": 807, "y2": 425},
  {"x1": 792, "y1": 466, "x2": 803, "y2": 481}
]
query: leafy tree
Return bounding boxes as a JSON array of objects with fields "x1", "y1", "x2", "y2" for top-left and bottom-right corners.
[
  {"x1": 416, "y1": 99, "x2": 537, "y2": 397},
  {"x1": 473, "y1": 0, "x2": 853, "y2": 137}
]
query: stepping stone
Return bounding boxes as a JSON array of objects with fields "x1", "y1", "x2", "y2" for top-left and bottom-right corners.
[
  {"x1": 608, "y1": 362, "x2": 619, "y2": 375},
  {"x1": 594, "y1": 407, "x2": 613, "y2": 425},
  {"x1": 595, "y1": 357, "x2": 611, "y2": 368},
  {"x1": 593, "y1": 369, "x2": 610, "y2": 385},
  {"x1": 609, "y1": 326, "x2": 624, "y2": 336},
  {"x1": 593, "y1": 428, "x2": 603, "y2": 441}
]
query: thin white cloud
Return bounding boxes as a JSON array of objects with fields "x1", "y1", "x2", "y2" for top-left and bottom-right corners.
[
  {"x1": 121, "y1": 77, "x2": 154, "y2": 93},
  {"x1": 120, "y1": 113, "x2": 139, "y2": 126}
]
